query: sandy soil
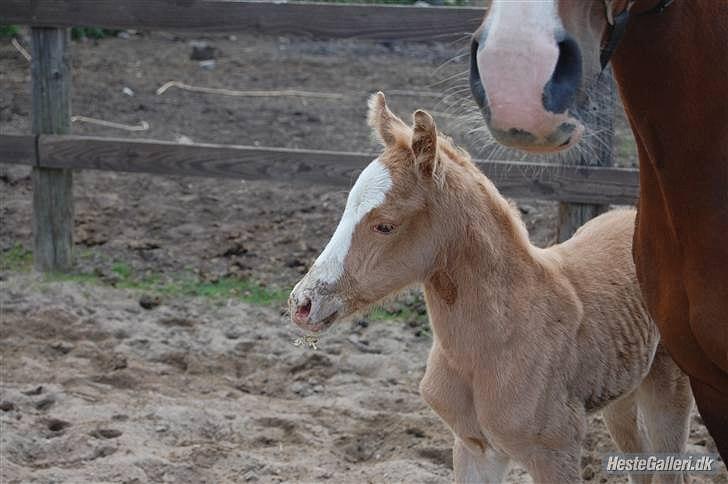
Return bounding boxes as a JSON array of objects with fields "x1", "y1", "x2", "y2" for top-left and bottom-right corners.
[
  {"x1": 2, "y1": 274, "x2": 723, "y2": 484},
  {"x1": 1, "y1": 30, "x2": 725, "y2": 483},
  {"x1": 1, "y1": 273, "x2": 725, "y2": 483}
]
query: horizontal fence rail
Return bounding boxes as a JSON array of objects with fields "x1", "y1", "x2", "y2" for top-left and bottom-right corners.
[
  {"x1": 1, "y1": 134, "x2": 36, "y2": 166},
  {"x1": 2, "y1": 0, "x2": 485, "y2": 41},
  {"x1": 0, "y1": 134, "x2": 639, "y2": 205}
]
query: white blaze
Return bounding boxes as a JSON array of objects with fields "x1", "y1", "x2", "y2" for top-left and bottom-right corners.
[
  {"x1": 489, "y1": 0, "x2": 559, "y2": 30},
  {"x1": 478, "y1": 0, "x2": 565, "y2": 138},
  {"x1": 313, "y1": 158, "x2": 392, "y2": 283}
]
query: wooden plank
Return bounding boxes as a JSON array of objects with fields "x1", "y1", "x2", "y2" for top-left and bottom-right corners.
[
  {"x1": 481, "y1": 159, "x2": 637, "y2": 206},
  {"x1": 30, "y1": 134, "x2": 638, "y2": 205},
  {"x1": 31, "y1": 27, "x2": 74, "y2": 273},
  {"x1": 38, "y1": 134, "x2": 376, "y2": 184},
  {"x1": 3, "y1": 0, "x2": 485, "y2": 41},
  {"x1": 557, "y1": 69, "x2": 617, "y2": 242},
  {"x1": 0, "y1": 135, "x2": 36, "y2": 166}
]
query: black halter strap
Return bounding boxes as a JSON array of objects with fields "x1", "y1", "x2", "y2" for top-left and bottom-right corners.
[
  {"x1": 639, "y1": 0, "x2": 675, "y2": 15},
  {"x1": 599, "y1": 0, "x2": 675, "y2": 70}
]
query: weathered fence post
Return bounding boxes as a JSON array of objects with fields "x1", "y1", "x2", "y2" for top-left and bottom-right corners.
[
  {"x1": 31, "y1": 27, "x2": 74, "y2": 272},
  {"x1": 557, "y1": 70, "x2": 615, "y2": 241}
]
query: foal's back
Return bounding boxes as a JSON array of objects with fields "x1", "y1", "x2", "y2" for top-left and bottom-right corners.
[{"x1": 550, "y1": 208, "x2": 660, "y2": 409}]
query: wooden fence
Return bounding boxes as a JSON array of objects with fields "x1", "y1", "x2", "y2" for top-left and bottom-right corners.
[
  {"x1": 1, "y1": 134, "x2": 639, "y2": 204},
  {"x1": 1, "y1": 0, "x2": 638, "y2": 273},
  {"x1": 3, "y1": 0, "x2": 485, "y2": 41}
]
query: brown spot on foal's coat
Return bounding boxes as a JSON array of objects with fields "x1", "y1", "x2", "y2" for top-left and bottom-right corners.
[
  {"x1": 467, "y1": 437, "x2": 486, "y2": 453},
  {"x1": 428, "y1": 270, "x2": 457, "y2": 305}
]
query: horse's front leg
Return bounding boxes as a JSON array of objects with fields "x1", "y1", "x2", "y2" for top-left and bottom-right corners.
[{"x1": 420, "y1": 343, "x2": 510, "y2": 483}]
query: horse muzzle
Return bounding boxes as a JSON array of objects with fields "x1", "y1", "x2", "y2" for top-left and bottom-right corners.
[{"x1": 469, "y1": 25, "x2": 585, "y2": 153}]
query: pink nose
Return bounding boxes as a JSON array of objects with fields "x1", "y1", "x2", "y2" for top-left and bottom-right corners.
[{"x1": 292, "y1": 297, "x2": 312, "y2": 325}]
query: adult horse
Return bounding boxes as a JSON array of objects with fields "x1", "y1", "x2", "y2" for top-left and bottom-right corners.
[{"x1": 468, "y1": 0, "x2": 728, "y2": 460}]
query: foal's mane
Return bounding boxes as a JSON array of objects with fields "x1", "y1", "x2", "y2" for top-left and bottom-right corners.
[
  {"x1": 424, "y1": 126, "x2": 533, "y2": 252},
  {"x1": 380, "y1": 117, "x2": 479, "y2": 185}
]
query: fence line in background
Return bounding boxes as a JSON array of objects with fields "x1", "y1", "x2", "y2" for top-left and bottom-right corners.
[
  {"x1": 3, "y1": 0, "x2": 485, "y2": 41},
  {"x1": 1, "y1": 0, "x2": 631, "y2": 273},
  {"x1": 0, "y1": 134, "x2": 639, "y2": 206}
]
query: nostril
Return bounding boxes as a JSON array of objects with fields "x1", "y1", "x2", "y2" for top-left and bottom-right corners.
[
  {"x1": 295, "y1": 298, "x2": 312, "y2": 321},
  {"x1": 542, "y1": 33, "x2": 582, "y2": 114},
  {"x1": 469, "y1": 26, "x2": 493, "y2": 124},
  {"x1": 469, "y1": 37, "x2": 486, "y2": 108}
]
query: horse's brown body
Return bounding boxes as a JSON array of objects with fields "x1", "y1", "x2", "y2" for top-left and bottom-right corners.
[
  {"x1": 611, "y1": 0, "x2": 728, "y2": 458},
  {"x1": 468, "y1": 0, "x2": 728, "y2": 459}
]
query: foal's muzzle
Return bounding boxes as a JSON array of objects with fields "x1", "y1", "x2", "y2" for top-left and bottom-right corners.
[{"x1": 289, "y1": 278, "x2": 343, "y2": 333}]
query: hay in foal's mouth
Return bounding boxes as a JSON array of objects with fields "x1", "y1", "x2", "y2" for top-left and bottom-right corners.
[{"x1": 292, "y1": 334, "x2": 320, "y2": 351}]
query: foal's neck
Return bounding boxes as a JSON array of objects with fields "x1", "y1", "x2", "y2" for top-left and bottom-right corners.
[{"x1": 423, "y1": 168, "x2": 546, "y2": 352}]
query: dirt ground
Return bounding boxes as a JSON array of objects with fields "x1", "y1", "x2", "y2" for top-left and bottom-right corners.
[{"x1": 1, "y1": 30, "x2": 725, "y2": 483}]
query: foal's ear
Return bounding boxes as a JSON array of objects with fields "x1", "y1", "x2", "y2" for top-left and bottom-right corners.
[
  {"x1": 368, "y1": 91, "x2": 408, "y2": 146},
  {"x1": 412, "y1": 110, "x2": 439, "y2": 179}
]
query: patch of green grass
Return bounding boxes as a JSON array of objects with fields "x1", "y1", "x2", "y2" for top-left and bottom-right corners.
[
  {"x1": 111, "y1": 262, "x2": 132, "y2": 279},
  {"x1": 0, "y1": 244, "x2": 286, "y2": 308},
  {"x1": 184, "y1": 278, "x2": 289, "y2": 306},
  {"x1": 71, "y1": 27, "x2": 120, "y2": 40},
  {"x1": 368, "y1": 307, "x2": 398, "y2": 320},
  {"x1": 45, "y1": 265, "x2": 288, "y2": 307},
  {"x1": 368, "y1": 305, "x2": 419, "y2": 322},
  {"x1": 0, "y1": 244, "x2": 33, "y2": 271},
  {"x1": 0, "y1": 25, "x2": 19, "y2": 38},
  {"x1": 156, "y1": 276, "x2": 289, "y2": 306},
  {"x1": 1, "y1": 243, "x2": 424, "y2": 320},
  {"x1": 367, "y1": 298, "x2": 430, "y2": 334},
  {"x1": 46, "y1": 271, "x2": 102, "y2": 285}
]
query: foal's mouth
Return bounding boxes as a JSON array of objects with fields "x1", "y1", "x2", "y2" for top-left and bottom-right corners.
[
  {"x1": 294, "y1": 310, "x2": 339, "y2": 333},
  {"x1": 289, "y1": 282, "x2": 345, "y2": 333}
]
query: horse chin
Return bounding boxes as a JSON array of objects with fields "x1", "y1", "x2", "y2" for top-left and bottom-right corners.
[
  {"x1": 521, "y1": 131, "x2": 583, "y2": 154},
  {"x1": 503, "y1": 119, "x2": 585, "y2": 155}
]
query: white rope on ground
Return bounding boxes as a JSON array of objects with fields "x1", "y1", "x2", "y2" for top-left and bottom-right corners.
[
  {"x1": 387, "y1": 89, "x2": 442, "y2": 98},
  {"x1": 11, "y1": 38, "x2": 31, "y2": 62},
  {"x1": 156, "y1": 81, "x2": 443, "y2": 100},
  {"x1": 156, "y1": 81, "x2": 346, "y2": 100},
  {"x1": 71, "y1": 115, "x2": 150, "y2": 132}
]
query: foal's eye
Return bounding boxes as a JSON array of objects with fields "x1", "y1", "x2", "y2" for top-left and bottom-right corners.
[{"x1": 373, "y1": 223, "x2": 397, "y2": 235}]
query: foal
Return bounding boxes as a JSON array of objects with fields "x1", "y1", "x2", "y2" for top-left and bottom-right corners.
[{"x1": 289, "y1": 93, "x2": 692, "y2": 483}]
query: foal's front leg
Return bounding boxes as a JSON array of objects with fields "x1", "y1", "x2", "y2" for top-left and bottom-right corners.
[
  {"x1": 454, "y1": 437, "x2": 510, "y2": 483},
  {"x1": 522, "y1": 444, "x2": 582, "y2": 484},
  {"x1": 420, "y1": 344, "x2": 509, "y2": 483}
]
